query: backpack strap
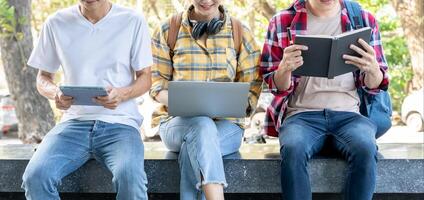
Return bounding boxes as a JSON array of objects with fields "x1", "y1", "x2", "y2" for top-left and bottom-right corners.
[
  {"x1": 230, "y1": 17, "x2": 243, "y2": 56},
  {"x1": 167, "y1": 13, "x2": 183, "y2": 57},
  {"x1": 344, "y1": 0, "x2": 364, "y2": 30}
]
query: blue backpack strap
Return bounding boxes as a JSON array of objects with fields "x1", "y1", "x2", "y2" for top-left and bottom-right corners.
[{"x1": 344, "y1": 0, "x2": 364, "y2": 30}]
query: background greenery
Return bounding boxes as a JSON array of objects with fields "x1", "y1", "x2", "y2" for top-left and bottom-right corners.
[{"x1": 8, "y1": 0, "x2": 415, "y2": 113}]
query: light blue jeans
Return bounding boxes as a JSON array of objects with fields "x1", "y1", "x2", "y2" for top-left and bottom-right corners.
[
  {"x1": 22, "y1": 120, "x2": 148, "y2": 200},
  {"x1": 159, "y1": 116, "x2": 243, "y2": 200}
]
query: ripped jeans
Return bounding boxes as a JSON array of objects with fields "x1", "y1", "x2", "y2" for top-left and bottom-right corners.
[{"x1": 159, "y1": 116, "x2": 243, "y2": 200}]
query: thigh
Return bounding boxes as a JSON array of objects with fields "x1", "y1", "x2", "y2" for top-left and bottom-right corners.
[
  {"x1": 26, "y1": 120, "x2": 91, "y2": 179},
  {"x1": 92, "y1": 123, "x2": 145, "y2": 172},
  {"x1": 279, "y1": 112, "x2": 328, "y2": 158},
  {"x1": 215, "y1": 120, "x2": 243, "y2": 156},
  {"x1": 329, "y1": 112, "x2": 377, "y2": 156},
  {"x1": 159, "y1": 116, "x2": 216, "y2": 152}
]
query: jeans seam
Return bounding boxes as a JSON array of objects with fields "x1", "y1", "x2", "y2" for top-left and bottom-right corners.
[
  {"x1": 307, "y1": 134, "x2": 326, "y2": 160},
  {"x1": 330, "y1": 134, "x2": 352, "y2": 199}
]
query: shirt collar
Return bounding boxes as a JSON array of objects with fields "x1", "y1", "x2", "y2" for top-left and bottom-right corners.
[{"x1": 181, "y1": 5, "x2": 230, "y2": 32}]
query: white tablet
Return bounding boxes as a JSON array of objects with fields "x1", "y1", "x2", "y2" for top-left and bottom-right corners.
[{"x1": 59, "y1": 86, "x2": 108, "y2": 106}]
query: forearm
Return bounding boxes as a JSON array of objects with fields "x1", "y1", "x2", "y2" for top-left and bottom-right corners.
[
  {"x1": 274, "y1": 67, "x2": 293, "y2": 91},
  {"x1": 120, "y1": 67, "x2": 152, "y2": 102},
  {"x1": 364, "y1": 69, "x2": 383, "y2": 89},
  {"x1": 36, "y1": 71, "x2": 58, "y2": 100}
]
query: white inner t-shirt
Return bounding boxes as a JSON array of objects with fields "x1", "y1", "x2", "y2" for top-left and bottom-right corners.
[
  {"x1": 285, "y1": 7, "x2": 360, "y2": 119},
  {"x1": 27, "y1": 4, "x2": 153, "y2": 130}
]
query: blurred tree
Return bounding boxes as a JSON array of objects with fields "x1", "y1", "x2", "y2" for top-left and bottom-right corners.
[
  {"x1": 390, "y1": 0, "x2": 423, "y2": 90},
  {"x1": 0, "y1": 0, "x2": 55, "y2": 143},
  {"x1": 2, "y1": 0, "x2": 415, "y2": 127}
]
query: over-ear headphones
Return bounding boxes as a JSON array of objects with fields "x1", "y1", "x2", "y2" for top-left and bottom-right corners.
[{"x1": 188, "y1": 5, "x2": 225, "y2": 40}]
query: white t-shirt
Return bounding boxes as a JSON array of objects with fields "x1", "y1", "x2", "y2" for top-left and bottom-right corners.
[{"x1": 28, "y1": 4, "x2": 153, "y2": 130}]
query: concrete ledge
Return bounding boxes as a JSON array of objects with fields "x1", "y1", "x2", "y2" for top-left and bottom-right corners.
[{"x1": 0, "y1": 143, "x2": 423, "y2": 194}]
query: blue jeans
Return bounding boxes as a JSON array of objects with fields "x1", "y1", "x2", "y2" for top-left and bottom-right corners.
[
  {"x1": 279, "y1": 110, "x2": 377, "y2": 200},
  {"x1": 159, "y1": 116, "x2": 243, "y2": 200},
  {"x1": 22, "y1": 120, "x2": 148, "y2": 200}
]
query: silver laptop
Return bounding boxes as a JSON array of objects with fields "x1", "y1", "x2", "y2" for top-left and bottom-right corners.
[{"x1": 168, "y1": 81, "x2": 250, "y2": 118}]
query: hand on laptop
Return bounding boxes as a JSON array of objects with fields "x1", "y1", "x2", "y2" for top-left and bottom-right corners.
[
  {"x1": 156, "y1": 90, "x2": 169, "y2": 107},
  {"x1": 55, "y1": 88, "x2": 73, "y2": 110},
  {"x1": 93, "y1": 86, "x2": 124, "y2": 110}
]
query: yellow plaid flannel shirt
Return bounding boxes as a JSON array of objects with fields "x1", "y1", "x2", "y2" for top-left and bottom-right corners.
[{"x1": 150, "y1": 8, "x2": 262, "y2": 128}]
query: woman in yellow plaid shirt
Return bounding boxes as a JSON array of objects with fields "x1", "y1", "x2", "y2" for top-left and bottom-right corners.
[{"x1": 150, "y1": 0, "x2": 262, "y2": 199}]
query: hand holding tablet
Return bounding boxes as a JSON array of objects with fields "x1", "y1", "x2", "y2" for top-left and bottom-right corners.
[{"x1": 59, "y1": 86, "x2": 108, "y2": 106}]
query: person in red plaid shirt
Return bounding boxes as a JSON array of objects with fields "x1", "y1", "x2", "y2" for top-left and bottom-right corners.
[{"x1": 260, "y1": 0, "x2": 389, "y2": 199}]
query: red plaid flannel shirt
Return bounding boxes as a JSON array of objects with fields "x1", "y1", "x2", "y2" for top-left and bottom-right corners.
[{"x1": 260, "y1": 0, "x2": 389, "y2": 137}]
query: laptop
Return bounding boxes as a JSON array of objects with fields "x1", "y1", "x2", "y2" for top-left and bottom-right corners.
[{"x1": 168, "y1": 81, "x2": 250, "y2": 118}]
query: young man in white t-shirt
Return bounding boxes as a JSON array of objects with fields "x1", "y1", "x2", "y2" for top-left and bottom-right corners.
[{"x1": 22, "y1": 0, "x2": 153, "y2": 199}]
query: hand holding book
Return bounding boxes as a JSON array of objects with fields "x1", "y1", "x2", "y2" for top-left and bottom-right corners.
[
  {"x1": 279, "y1": 27, "x2": 309, "y2": 72},
  {"x1": 343, "y1": 38, "x2": 380, "y2": 76},
  {"x1": 273, "y1": 27, "x2": 308, "y2": 91},
  {"x1": 293, "y1": 27, "x2": 373, "y2": 79},
  {"x1": 278, "y1": 44, "x2": 309, "y2": 72},
  {"x1": 343, "y1": 38, "x2": 383, "y2": 88}
]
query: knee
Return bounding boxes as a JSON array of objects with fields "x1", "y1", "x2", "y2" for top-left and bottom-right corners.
[
  {"x1": 186, "y1": 117, "x2": 218, "y2": 143},
  {"x1": 22, "y1": 163, "x2": 57, "y2": 189},
  {"x1": 190, "y1": 117, "x2": 216, "y2": 132},
  {"x1": 280, "y1": 140, "x2": 309, "y2": 164},
  {"x1": 113, "y1": 163, "x2": 147, "y2": 186},
  {"x1": 349, "y1": 140, "x2": 377, "y2": 165}
]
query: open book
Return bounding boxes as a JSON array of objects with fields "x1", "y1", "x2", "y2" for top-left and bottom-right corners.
[{"x1": 293, "y1": 27, "x2": 372, "y2": 79}]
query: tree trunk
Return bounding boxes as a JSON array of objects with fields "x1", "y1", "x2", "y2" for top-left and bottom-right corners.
[
  {"x1": 0, "y1": 0, "x2": 55, "y2": 143},
  {"x1": 259, "y1": 0, "x2": 277, "y2": 20},
  {"x1": 390, "y1": 0, "x2": 424, "y2": 90}
]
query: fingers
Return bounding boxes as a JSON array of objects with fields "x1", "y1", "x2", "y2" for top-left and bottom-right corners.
[
  {"x1": 280, "y1": 45, "x2": 307, "y2": 72},
  {"x1": 349, "y1": 44, "x2": 368, "y2": 58},
  {"x1": 285, "y1": 57, "x2": 304, "y2": 71},
  {"x1": 94, "y1": 91, "x2": 120, "y2": 109},
  {"x1": 343, "y1": 54, "x2": 369, "y2": 66},
  {"x1": 358, "y1": 38, "x2": 375, "y2": 55},
  {"x1": 93, "y1": 97, "x2": 118, "y2": 109},
  {"x1": 55, "y1": 91, "x2": 73, "y2": 110},
  {"x1": 345, "y1": 60, "x2": 366, "y2": 70},
  {"x1": 56, "y1": 90, "x2": 73, "y2": 101},
  {"x1": 284, "y1": 45, "x2": 308, "y2": 53},
  {"x1": 106, "y1": 86, "x2": 113, "y2": 93},
  {"x1": 94, "y1": 97, "x2": 118, "y2": 105},
  {"x1": 60, "y1": 96, "x2": 73, "y2": 101},
  {"x1": 55, "y1": 97, "x2": 73, "y2": 110}
]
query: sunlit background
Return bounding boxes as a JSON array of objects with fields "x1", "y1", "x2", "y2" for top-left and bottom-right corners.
[{"x1": 0, "y1": 0, "x2": 422, "y2": 145}]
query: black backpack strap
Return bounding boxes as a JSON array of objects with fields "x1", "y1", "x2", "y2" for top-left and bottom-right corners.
[{"x1": 344, "y1": 0, "x2": 364, "y2": 30}]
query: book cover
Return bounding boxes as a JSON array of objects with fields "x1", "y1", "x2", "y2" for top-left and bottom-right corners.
[{"x1": 293, "y1": 27, "x2": 372, "y2": 79}]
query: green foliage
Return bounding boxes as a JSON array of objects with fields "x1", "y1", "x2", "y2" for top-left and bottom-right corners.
[
  {"x1": 360, "y1": 0, "x2": 413, "y2": 112},
  {"x1": 0, "y1": 0, "x2": 29, "y2": 66},
  {"x1": 0, "y1": 0, "x2": 16, "y2": 37},
  {"x1": 383, "y1": 35, "x2": 413, "y2": 111},
  {"x1": 0, "y1": 0, "x2": 29, "y2": 40},
  {"x1": 32, "y1": 0, "x2": 78, "y2": 33},
  {"x1": 26, "y1": 0, "x2": 413, "y2": 113}
]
